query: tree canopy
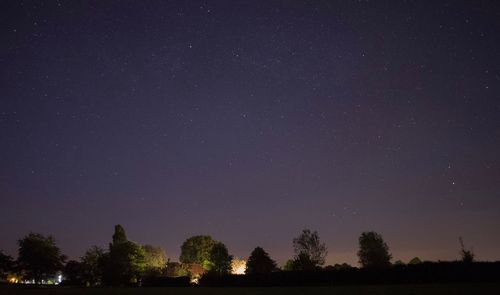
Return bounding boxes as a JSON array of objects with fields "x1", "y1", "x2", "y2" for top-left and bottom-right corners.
[
  {"x1": 104, "y1": 225, "x2": 146, "y2": 285},
  {"x1": 179, "y1": 235, "x2": 217, "y2": 269},
  {"x1": 283, "y1": 259, "x2": 295, "y2": 271},
  {"x1": 63, "y1": 260, "x2": 84, "y2": 285},
  {"x1": 246, "y1": 247, "x2": 277, "y2": 274},
  {"x1": 292, "y1": 229, "x2": 327, "y2": 270},
  {"x1": 0, "y1": 250, "x2": 14, "y2": 279},
  {"x1": 208, "y1": 242, "x2": 232, "y2": 275},
  {"x1": 80, "y1": 246, "x2": 105, "y2": 286},
  {"x1": 143, "y1": 244, "x2": 167, "y2": 276},
  {"x1": 409, "y1": 257, "x2": 422, "y2": 265},
  {"x1": 17, "y1": 232, "x2": 66, "y2": 283},
  {"x1": 112, "y1": 225, "x2": 128, "y2": 244},
  {"x1": 357, "y1": 231, "x2": 392, "y2": 268}
]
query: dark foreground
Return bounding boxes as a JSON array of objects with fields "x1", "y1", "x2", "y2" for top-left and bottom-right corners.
[{"x1": 2, "y1": 284, "x2": 500, "y2": 295}]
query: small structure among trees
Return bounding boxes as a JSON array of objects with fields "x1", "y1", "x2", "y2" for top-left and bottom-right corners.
[{"x1": 165, "y1": 260, "x2": 189, "y2": 277}]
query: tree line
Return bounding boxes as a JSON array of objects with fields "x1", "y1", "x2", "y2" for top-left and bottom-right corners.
[{"x1": 0, "y1": 225, "x2": 477, "y2": 286}]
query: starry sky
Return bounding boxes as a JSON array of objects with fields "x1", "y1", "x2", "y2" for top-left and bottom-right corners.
[{"x1": 1, "y1": 1, "x2": 499, "y2": 266}]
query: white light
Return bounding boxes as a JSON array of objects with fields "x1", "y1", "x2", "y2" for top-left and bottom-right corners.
[{"x1": 231, "y1": 259, "x2": 247, "y2": 275}]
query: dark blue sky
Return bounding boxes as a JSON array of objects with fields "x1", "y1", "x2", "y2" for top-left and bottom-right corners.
[{"x1": 1, "y1": 0, "x2": 499, "y2": 266}]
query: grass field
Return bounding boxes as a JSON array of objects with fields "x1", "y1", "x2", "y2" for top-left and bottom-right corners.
[{"x1": 2, "y1": 284, "x2": 500, "y2": 295}]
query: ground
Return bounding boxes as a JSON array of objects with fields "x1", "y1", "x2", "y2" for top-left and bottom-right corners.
[{"x1": 1, "y1": 284, "x2": 500, "y2": 295}]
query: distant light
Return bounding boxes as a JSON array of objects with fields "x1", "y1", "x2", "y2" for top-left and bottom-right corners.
[
  {"x1": 190, "y1": 276, "x2": 200, "y2": 285},
  {"x1": 231, "y1": 258, "x2": 247, "y2": 275}
]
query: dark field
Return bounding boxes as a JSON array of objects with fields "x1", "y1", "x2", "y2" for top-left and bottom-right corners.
[{"x1": 2, "y1": 284, "x2": 500, "y2": 295}]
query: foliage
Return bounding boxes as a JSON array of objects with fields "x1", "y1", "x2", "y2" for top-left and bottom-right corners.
[
  {"x1": 103, "y1": 225, "x2": 146, "y2": 285},
  {"x1": 409, "y1": 257, "x2": 422, "y2": 265},
  {"x1": 324, "y1": 263, "x2": 353, "y2": 271},
  {"x1": 282, "y1": 254, "x2": 315, "y2": 271},
  {"x1": 357, "y1": 231, "x2": 392, "y2": 268},
  {"x1": 143, "y1": 245, "x2": 167, "y2": 276},
  {"x1": 459, "y1": 237, "x2": 474, "y2": 263},
  {"x1": 179, "y1": 235, "x2": 217, "y2": 269},
  {"x1": 108, "y1": 241, "x2": 145, "y2": 284},
  {"x1": 283, "y1": 259, "x2": 295, "y2": 271},
  {"x1": 80, "y1": 246, "x2": 105, "y2": 286},
  {"x1": 246, "y1": 247, "x2": 277, "y2": 274},
  {"x1": 291, "y1": 253, "x2": 318, "y2": 271},
  {"x1": 0, "y1": 250, "x2": 14, "y2": 278},
  {"x1": 61, "y1": 247, "x2": 106, "y2": 286},
  {"x1": 112, "y1": 225, "x2": 127, "y2": 244},
  {"x1": 335, "y1": 263, "x2": 353, "y2": 270},
  {"x1": 209, "y1": 242, "x2": 233, "y2": 275},
  {"x1": 323, "y1": 265, "x2": 335, "y2": 271},
  {"x1": 63, "y1": 260, "x2": 84, "y2": 285},
  {"x1": 200, "y1": 262, "x2": 500, "y2": 287},
  {"x1": 17, "y1": 232, "x2": 66, "y2": 283},
  {"x1": 292, "y1": 229, "x2": 327, "y2": 269}
]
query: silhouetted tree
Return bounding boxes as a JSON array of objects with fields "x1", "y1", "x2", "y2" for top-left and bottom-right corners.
[
  {"x1": 80, "y1": 246, "x2": 105, "y2": 286},
  {"x1": 179, "y1": 235, "x2": 217, "y2": 269},
  {"x1": 63, "y1": 260, "x2": 84, "y2": 285},
  {"x1": 357, "y1": 231, "x2": 392, "y2": 268},
  {"x1": 327, "y1": 263, "x2": 352, "y2": 271},
  {"x1": 459, "y1": 237, "x2": 475, "y2": 263},
  {"x1": 246, "y1": 247, "x2": 277, "y2": 274},
  {"x1": 0, "y1": 250, "x2": 14, "y2": 279},
  {"x1": 209, "y1": 242, "x2": 232, "y2": 275},
  {"x1": 104, "y1": 225, "x2": 146, "y2": 285},
  {"x1": 292, "y1": 252, "x2": 317, "y2": 270},
  {"x1": 143, "y1": 244, "x2": 167, "y2": 276},
  {"x1": 17, "y1": 233, "x2": 66, "y2": 283},
  {"x1": 112, "y1": 225, "x2": 128, "y2": 244},
  {"x1": 409, "y1": 257, "x2": 422, "y2": 264},
  {"x1": 292, "y1": 229, "x2": 327, "y2": 269},
  {"x1": 283, "y1": 259, "x2": 295, "y2": 271},
  {"x1": 394, "y1": 260, "x2": 405, "y2": 266},
  {"x1": 323, "y1": 264, "x2": 335, "y2": 271}
]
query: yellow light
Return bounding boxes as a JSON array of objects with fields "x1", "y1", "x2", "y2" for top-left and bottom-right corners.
[
  {"x1": 231, "y1": 258, "x2": 247, "y2": 275},
  {"x1": 190, "y1": 275, "x2": 200, "y2": 285}
]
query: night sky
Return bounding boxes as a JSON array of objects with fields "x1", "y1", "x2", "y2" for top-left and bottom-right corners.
[{"x1": 1, "y1": 1, "x2": 499, "y2": 266}]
